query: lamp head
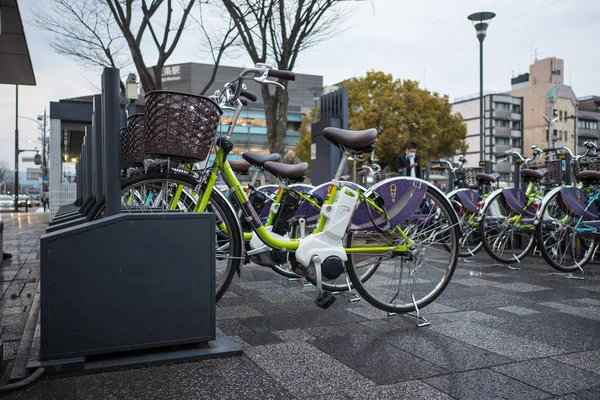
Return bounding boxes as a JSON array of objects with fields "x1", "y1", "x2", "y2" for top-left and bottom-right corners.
[{"x1": 468, "y1": 12, "x2": 496, "y2": 43}]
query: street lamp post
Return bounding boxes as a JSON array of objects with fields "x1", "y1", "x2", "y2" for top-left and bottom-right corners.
[{"x1": 468, "y1": 11, "x2": 496, "y2": 165}]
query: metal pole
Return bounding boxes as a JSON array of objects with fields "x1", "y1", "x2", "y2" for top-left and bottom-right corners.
[
  {"x1": 42, "y1": 108, "x2": 47, "y2": 187},
  {"x1": 102, "y1": 68, "x2": 122, "y2": 217},
  {"x1": 92, "y1": 95, "x2": 104, "y2": 198},
  {"x1": 15, "y1": 85, "x2": 19, "y2": 211},
  {"x1": 479, "y1": 39, "x2": 484, "y2": 164},
  {"x1": 547, "y1": 120, "x2": 553, "y2": 149}
]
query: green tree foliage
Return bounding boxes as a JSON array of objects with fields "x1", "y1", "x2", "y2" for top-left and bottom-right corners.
[
  {"x1": 342, "y1": 71, "x2": 468, "y2": 169},
  {"x1": 294, "y1": 108, "x2": 317, "y2": 172}
]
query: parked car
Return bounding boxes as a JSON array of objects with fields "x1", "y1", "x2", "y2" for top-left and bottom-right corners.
[
  {"x1": 16, "y1": 195, "x2": 33, "y2": 208},
  {"x1": 0, "y1": 195, "x2": 13, "y2": 209},
  {"x1": 30, "y1": 194, "x2": 42, "y2": 206}
]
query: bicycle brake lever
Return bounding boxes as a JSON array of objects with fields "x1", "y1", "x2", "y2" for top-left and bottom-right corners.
[{"x1": 253, "y1": 76, "x2": 285, "y2": 90}]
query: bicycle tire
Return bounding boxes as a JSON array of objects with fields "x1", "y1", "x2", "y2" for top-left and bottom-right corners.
[
  {"x1": 479, "y1": 190, "x2": 535, "y2": 264},
  {"x1": 346, "y1": 183, "x2": 459, "y2": 313},
  {"x1": 447, "y1": 193, "x2": 483, "y2": 258},
  {"x1": 535, "y1": 190, "x2": 595, "y2": 272},
  {"x1": 86, "y1": 171, "x2": 242, "y2": 302}
]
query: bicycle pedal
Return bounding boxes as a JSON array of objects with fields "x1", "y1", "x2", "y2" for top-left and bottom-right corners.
[{"x1": 315, "y1": 292, "x2": 336, "y2": 309}]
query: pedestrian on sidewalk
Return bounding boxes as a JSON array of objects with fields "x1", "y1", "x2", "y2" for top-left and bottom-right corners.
[{"x1": 41, "y1": 193, "x2": 49, "y2": 212}]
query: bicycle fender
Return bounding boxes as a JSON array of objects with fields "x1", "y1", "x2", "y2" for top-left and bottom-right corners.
[
  {"x1": 211, "y1": 185, "x2": 245, "y2": 256},
  {"x1": 501, "y1": 188, "x2": 536, "y2": 217}
]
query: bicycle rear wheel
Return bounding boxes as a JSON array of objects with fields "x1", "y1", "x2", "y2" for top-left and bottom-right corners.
[
  {"x1": 536, "y1": 190, "x2": 595, "y2": 272},
  {"x1": 479, "y1": 191, "x2": 535, "y2": 264},
  {"x1": 88, "y1": 171, "x2": 242, "y2": 302},
  {"x1": 346, "y1": 184, "x2": 459, "y2": 313}
]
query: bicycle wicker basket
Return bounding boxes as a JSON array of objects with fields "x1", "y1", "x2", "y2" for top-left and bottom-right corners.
[
  {"x1": 455, "y1": 168, "x2": 482, "y2": 189},
  {"x1": 121, "y1": 113, "x2": 145, "y2": 168},
  {"x1": 144, "y1": 91, "x2": 222, "y2": 162},
  {"x1": 527, "y1": 160, "x2": 563, "y2": 185}
]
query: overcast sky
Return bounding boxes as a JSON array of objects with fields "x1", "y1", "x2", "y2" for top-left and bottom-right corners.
[{"x1": 1, "y1": 0, "x2": 599, "y2": 168}]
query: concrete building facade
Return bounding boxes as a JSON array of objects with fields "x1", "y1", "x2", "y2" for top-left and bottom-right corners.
[
  {"x1": 452, "y1": 93, "x2": 524, "y2": 183},
  {"x1": 576, "y1": 96, "x2": 600, "y2": 154},
  {"x1": 509, "y1": 57, "x2": 577, "y2": 152}
]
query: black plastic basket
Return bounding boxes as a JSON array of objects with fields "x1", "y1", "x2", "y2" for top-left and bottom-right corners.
[
  {"x1": 121, "y1": 113, "x2": 145, "y2": 168},
  {"x1": 528, "y1": 160, "x2": 563, "y2": 185},
  {"x1": 572, "y1": 156, "x2": 600, "y2": 179},
  {"x1": 144, "y1": 91, "x2": 222, "y2": 162},
  {"x1": 455, "y1": 168, "x2": 482, "y2": 189}
]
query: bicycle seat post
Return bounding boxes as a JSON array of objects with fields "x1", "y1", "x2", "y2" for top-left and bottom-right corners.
[{"x1": 334, "y1": 153, "x2": 349, "y2": 181}]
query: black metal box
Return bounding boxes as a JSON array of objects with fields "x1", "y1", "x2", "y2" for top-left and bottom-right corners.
[{"x1": 40, "y1": 213, "x2": 215, "y2": 360}]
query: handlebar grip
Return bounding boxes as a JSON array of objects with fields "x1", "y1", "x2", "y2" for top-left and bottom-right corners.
[
  {"x1": 239, "y1": 97, "x2": 248, "y2": 106},
  {"x1": 241, "y1": 90, "x2": 258, "y2": 102},
  {"x1": 495, "y1": 154, "x2": 508, "y2": 159},
  {"x1": 267, "y1": 69, "x2": 296, "y2": 81},
  {"x1": 543, "y1": 148, "x2": 557, "y2": 152}
]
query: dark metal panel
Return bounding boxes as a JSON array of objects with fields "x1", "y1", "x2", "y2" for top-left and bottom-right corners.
[
  {"x1": 40, "y1": 213, "x2": 216, "y2": 360},
  {"x1": 0, "y1": 0, "x2": 36, "y2": 85},
  {"x1": 101, "y1": 68, "x2": 122, "y2": 216},
  {"x1": 49, "y1": 101, "x2": 93, "y2": 123}
]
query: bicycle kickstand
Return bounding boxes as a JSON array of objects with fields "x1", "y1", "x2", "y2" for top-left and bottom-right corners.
[{"x1": 312, "y1": 256, "x2": 336, "y2": 309}]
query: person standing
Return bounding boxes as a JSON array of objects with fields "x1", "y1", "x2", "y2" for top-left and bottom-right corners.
[
  {"x1": 395, "y1": 141, "x2": 421, "y2": 179},
  {"x1": 41, "y1": 193, "x2": 49, "y2": 212}
]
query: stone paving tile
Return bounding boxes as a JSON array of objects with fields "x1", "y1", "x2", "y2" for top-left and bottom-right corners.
[
  {"x1": 358, "y1": 319, "x2": 399, "y2": 333},
  {"x1": 381, "y1": 328, "x2": 511, "y2": 371},
  {"x1": 497, "y1": 305, "x2": 540, "y2": 315},
  {"x1": 450, "y1": 277, "x2": 500, "y2": 287},
  {"x1": 215, "y1": 305, "x2": 263, "y2": 320},
  {"x1": 553, "y1": 386, "x2": 600, "y2": 400},
  {"x1": 272, "y1": 328, "x2": 315, "y2": 342},
  {"x1": 491, "y1": 282, "x2": 550, "y2": 292},
  {"x1": 437, "y1": 293, "x2": 535, "y2": 311},
  {"x1": 343, "y1": 380, "x2": 453, "y2": 400},
  {"x1": 424, "y1": 369, "x2": 550, "y2": 400},
  {"x1": 344, "y1": 304, "x2": 389, "y2": 320},
  {"x1": 538, "y1": 301, "x2": 600, "y2": 321},
  {"x1": 240, "y1": 309, "x2": 366, "y2": 332},
  {"x1": 255, "y1": 287, "x2": 315, "y2": 303},
  {"x1": 475, "y1": 313, "x2": 600, "y2": 353},
  {"x1": 0, "y1": 377, "x2": 79, "y2": 400},
  {"x1": 493, "y1": 358, "x2": 600, "y2": 395},
  {"x1": 429, "y1": 320, "x2": 564, "y2": 360},
  {"x1": 246, "y1": 340, "x2": 376, "y2": 397},
  {"x1": 553, "y1": 349, "x2": 600, "y2": 375},
  {"x1": 311, "y1": 333, "x2": 447, "y2": 385}
]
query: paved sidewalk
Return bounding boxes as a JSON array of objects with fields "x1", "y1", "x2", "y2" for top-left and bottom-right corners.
[{"x1": 1, "y1": 214, "x2": 600, "y2": 399}]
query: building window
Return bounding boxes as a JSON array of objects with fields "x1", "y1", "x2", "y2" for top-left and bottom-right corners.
[
  {"x1": 513, "y1": 138, "x2": 521, "y2": 147},
  {"x1": 512, "y1": 104, "x2": 521, "y2": 113},
  {"x1": 578, "y1": 119, "x2": 599, "y2": 130},
  {"x1": 495, "y1": 137, "x2": 511, "y2": 146},
  {"x1": 495, "y1": 119, "x2": 509, "y2": 128},
  {"x1": 559, "y1": 110, "x2": 563, "y2": 121},
  {"x1": 512, "y1": 121, "x2": 521, "y2": 129},
  {"x1": 495, "y1": 102, "x2": 511, "y2": 110}
]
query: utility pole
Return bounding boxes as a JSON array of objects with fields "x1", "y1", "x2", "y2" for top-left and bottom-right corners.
[{"x1": 42, "y1": 108, "x2": 47, "y2": 190}]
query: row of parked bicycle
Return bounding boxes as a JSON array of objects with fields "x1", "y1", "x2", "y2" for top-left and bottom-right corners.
[
  {"x1": 435, "y1": 141, "x2": 600, "y2": 275},
  {"x1": 82, "y1": 64, "x2": 463, "y2": 322},
  {"x1": 90, "y1": 63, "x2": 599, "y2": 319}
]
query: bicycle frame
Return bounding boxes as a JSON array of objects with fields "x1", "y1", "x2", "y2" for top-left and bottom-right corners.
[{"x1": 194, "y1": 146, "x2": 410, "y2": 255}]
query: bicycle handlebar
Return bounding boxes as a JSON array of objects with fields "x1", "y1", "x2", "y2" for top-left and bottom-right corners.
[{"x1": 267, "y1": 69, "x2": 296, "y2": 81}]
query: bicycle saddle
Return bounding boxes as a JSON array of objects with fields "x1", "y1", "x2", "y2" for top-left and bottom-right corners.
[
  {"x1": 242, "y1": 152, "x2": 280, "y2": 167},
  {"x1": 577, "y1": 170, "x2": 600, "y2": 183},
  {"x1": 476, "y1": 172, "x2": 500, "y2": 183},
  {"x1": 263, "y1": 161, "x2": 308, "y2": 181},
  {"x1": 520, "y1": 168, "x2": 546, "y2": 180},
  {"x1": 229, "y1": 159, "x2": 251, "y2": 173},
  {"x1": 323, "y1": 127, "x2": 377, "y2": 153}
]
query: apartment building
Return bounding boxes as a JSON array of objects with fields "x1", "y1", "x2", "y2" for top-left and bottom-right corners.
[
  {"x1": 576, "y1": 96, "x2": 600, "y2": 154},
  {"x1": 509, "y1": 57, "x2": 577, "y2": 152},
  {"x1": 452, "y1": 93, "x2": 524, "y2": 183}
]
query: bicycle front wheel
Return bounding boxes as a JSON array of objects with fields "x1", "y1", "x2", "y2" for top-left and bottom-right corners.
[
  {"x1": 346, "y1": 184, "x2": 459, "y2": 313},
  {"x1": 448, "y1": 192, "x2": 483, "y2": 258},
  {"x1": 87, "y1": 171, "x2": 242, "y2": 302},
  {"x1": 479, "y1": 191, "x2": 535, "y2": 264},
  {"x1": 536, "y1": 190, "x2": 595, "y2": 272}
]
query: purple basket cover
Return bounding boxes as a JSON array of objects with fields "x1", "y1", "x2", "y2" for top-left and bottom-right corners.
[
  {"x1": 559, "y1": 186, "x2": 598, "y2": 219},
  {"x1": 501, "y1": 188, "x2": 536, "y2": 217},
  {"x1": 455, "y1": 189, "x2": 481, "y2": 213}
]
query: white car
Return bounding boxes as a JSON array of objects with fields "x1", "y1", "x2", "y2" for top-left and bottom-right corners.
[{"x1": 0, "y1": 195, "x2": 13, "y2": 209}]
